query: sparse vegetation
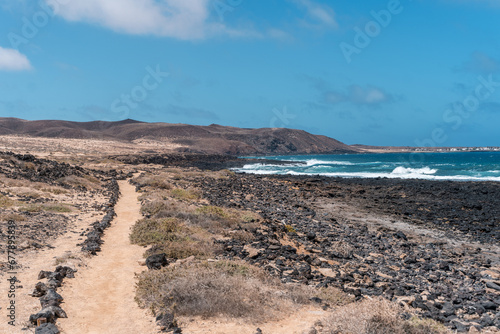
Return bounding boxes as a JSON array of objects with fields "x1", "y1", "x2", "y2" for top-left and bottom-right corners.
[
  {"x1": 143, "y1": 238, "x2": 218, "y2": 260},
  {"x1": 315, "y1": 286, "x2": 355, "y2": 307},
  {"x1": 0, "y1": 194, "x2": 14, "y2": 207},
  {"x1": 195, "y1": 205, "x2": 227, "y2": 217},
  {"x1": 285, "y1": 224, "x2": 297, "y2": 233},
  {"x1": 18, "y1": 203, "x2": 72, "y2": 213},
  {"x1": 321, "y1": 297, "x2": 450, "y2": 334},
  {"x1": 41, "y1": 187, "x2": 68, "y2": 195},
  {"x1": 135, "y1": 260, "x2": 315, "y2": 320},
  {"x1": 54, "y1": 252, "x2": 82, "y2": 266},
  {"x1": 12, "y1": 189, "x2": 42, "y2": 198},
  {"x1": 57, "y1": 175, "x2": 96, "y2": 189},
  {"x1": 170, "y1": 188, "x2": 201, "y2": 201},
  {"x1": 132, "y1": 170, "x2": 336, "y2": 327},
  {"x1": 0, "y1": 213, "x2": 26, "y2": 222},
  {"x1": 134, "y1": 174, "x2": 172, "y2": 190},
  {"x1": 130, "y1": 218, "x2": 182, "y2": 246}
]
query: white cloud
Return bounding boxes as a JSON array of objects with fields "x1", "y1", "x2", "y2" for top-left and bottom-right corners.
[
  {"x1": 323, "y1": 85, "x2": 392, "y2": 106},
  {"x1": 348, "y1": 85, "x2": 390, "y2": 105},
  {"x1": 0, "y1": 47, "x2": 32, "y2": 71},
  {"x1": 292, "y1": 0, "x2": 338, "y2": 29},
  {"x1": 456, "y1": 52, "x2": 500, "y2": 74},
  {"x1": 44, "y1": 0, "x2": 256, "y2": 40}
]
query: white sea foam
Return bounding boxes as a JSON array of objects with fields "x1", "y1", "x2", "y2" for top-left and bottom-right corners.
[
  {"x1": 304, "y1": 159, "x2": 354, "y2": 166},
  {"x1": 234, "y1": 168, "x2": 500, "y2": 182},
  {"x1": 391, "y1": 166, "x2": 437, "y2": 175},
  {"x1": 234, "y1": 158, "x2": 500, "y2": 182},
  {"x1": 239, "y1": 169, "x2": 281, "y2": 175}
]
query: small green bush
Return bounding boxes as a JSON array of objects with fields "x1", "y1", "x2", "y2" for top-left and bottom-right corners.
[
  {"x1": 195, "y1": 205, "x2": 227, "y2": 218},
  {"x1": 130, "y1": 218, "x2": 181, "y2": 246},
  {"x1": 170, "y1": 188, "x2": 200, "y2": 201}
]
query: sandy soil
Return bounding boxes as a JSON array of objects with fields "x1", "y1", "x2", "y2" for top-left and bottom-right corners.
[
  {"x1": 57, "y1": 180, "x2": 156, "y2": 334},
  {"x1": 0, "y1": 135, "x2": 181, "y2": 156},
  {"x1": 0, "y1": 212, "x2": 100, "y2": 333},
  {"x1": 179, "y1": 306, "x2": 327, "y2": 334}
]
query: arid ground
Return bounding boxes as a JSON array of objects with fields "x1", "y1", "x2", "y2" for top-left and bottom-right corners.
[{"x1": 0, "y1": 135, "x2": 499, "y2": 334}]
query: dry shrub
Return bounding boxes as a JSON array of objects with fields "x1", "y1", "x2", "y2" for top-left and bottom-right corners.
[
  {"x1": 142, "y1": 200, "x2": 237, "y2": 233},
  {"x1": 12, "y1": 189, "x2": 42, "y2": 198},
  {"x1": 130, "y1": 218, "x2": 181, "y2": 246},
  {"x1": 225, "y1": 229, "x2": 255, "y2": 242},
  {"x1": 315, "y1": 286, "x2": 355, "y2": 307},
  {"x1": 0, "y1": 194, "x2": 15, "y2": 207},
  {"x1": 170, "y1": 188, "x2": 201, "y2": 201},
  {"x1": 195, "y1": 205, "x2": 227, "y2": 218},
  {"x1": 0, "y1": 175, "x2": 31, "y2": 188},
  {"x1": 44, "y1": 204, "x2": 72, "y2": 212},
  {"x1": 57, "y1": 175, "x2": 94, "y2": 189},
  {"x1": 41, "y1": 187, "x2": 68, "y2": 195},
  {"x1": 54, "y1": 251, "x2": 82, "y2": 266},
  {"x1": 135, "y1": 260, "x2": 313, "y2": 320},
  {"x1": 133, "y1": 174, "x2": 172, "y2": 190},
  {"x1": 322, "y1": 297, "x2": 450, "y2": 334},
  {"x1": 131, "y1": 215, "x2": 221, "y2": 259},
  {"x1": 18, "y1": 203, "x2": 72, "y2": 213},
  {"x1": 140, "y1": 199, "x2": 187, "y2": 218},
  {"x1": 18, "y1": 204, "x2": 43, "y2": 213},
  {"x1": 82, "y1": 174, "x2": 100, "y2": 184},
  {"x1": 193, "y1": 205, "x2": 261, "y2": 233},
  {"x1": 0, "y1": 213, "x2": 26, "y2": 222},
  {"x1": 144, "y1": 238, "x2": 219, "y2": 260}
]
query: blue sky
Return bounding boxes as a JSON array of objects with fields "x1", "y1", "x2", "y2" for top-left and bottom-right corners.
[{"x1": 1, "y1": 0, "x2": 500, "y2": 146}]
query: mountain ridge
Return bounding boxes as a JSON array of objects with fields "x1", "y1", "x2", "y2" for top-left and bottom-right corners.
[{"x1": 0, "y1": 117, "x2": 358, "y2": 155}]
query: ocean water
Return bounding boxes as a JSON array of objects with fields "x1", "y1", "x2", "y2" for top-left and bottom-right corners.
[{"x1": 234, "y1": 152, "x2": 500, "y2": 182}]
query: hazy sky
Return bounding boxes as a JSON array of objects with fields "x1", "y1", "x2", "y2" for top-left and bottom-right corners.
[{"x1": 1, "y1": 0, "x2": 499, "y2": 146}]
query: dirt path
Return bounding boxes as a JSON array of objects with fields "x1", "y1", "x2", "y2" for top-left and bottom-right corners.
[
  {"x1": 0, "y1": 208, "x2": 105, "y2": 333},
  {"x1": 58, "y1": 180, "x2": 156, "y2": 334}
]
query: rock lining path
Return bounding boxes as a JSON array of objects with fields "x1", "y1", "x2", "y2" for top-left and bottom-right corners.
[{"x1": 58, "y1": 180, "x2": 156, "y2": 334}]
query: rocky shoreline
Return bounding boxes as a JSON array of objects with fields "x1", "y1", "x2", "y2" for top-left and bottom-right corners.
[
  {"x1": 191, "y1": 173, "x2": 500, "y2": 332},
  {"x1": 2, "y1": 151, "x2": 499, "y2": 332}
]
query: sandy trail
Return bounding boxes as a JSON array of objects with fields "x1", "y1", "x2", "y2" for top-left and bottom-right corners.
[
  {"x1": 0, "y1": 208, "x2": 104, "y2": 333},
  {"x1": 58, "y1": 180, "x2": 156, "y2": 334}
]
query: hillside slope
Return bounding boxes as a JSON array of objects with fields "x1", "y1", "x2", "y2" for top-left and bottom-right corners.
[{"x1": 0, "y1": 118, "x2": 358, "y2": 155}]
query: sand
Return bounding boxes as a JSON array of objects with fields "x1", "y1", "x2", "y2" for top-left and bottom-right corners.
[{"x1": 57, "y1": 180, "x2": 156, "y2": 334}]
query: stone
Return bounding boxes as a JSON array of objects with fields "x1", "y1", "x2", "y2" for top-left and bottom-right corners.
[
  {"x1": 35, "y1": 323, "x2": 60, "y2": 334},
  {"x1": 146, "y1": 253, "x2": 169, "y2": 270},
  {"x1": 485, "y1": 281, "x2": 500, "y2": 292},
  {"x1": 30, "y1": 309, "x2": 56, "y2": 325},
  {"x1": 303, "y1": 327, "x2": 317, "y2": 334},
  {"x1": 32, "y1": 282, "x2": 48, "y2": 297},
  {"x1": 306, "y1": 232, "x2": 316, "y2": 241},
  {"x1": 451, "y1": 319, "x2": 469, "y2": 332},
  {"x1": 40, "y1": 289, "x2": 63, "y2": 308},
  {"x1": 243, "y1": 245, "x2": 262, "y2": 259},
  {"x1": 156, "y1": 312, "x2": 176, "y2": 330}
]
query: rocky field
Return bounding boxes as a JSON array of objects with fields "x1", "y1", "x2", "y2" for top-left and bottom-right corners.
[
  {"x1": 185, "y1": 173, "x2": 500, "y2": 332},
  {"x1": 0, "y1": 151, "x2": 126, "y2": 261}
]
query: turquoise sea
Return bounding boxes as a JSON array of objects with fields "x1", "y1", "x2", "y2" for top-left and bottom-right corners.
[{"x1": 234, "y1": 152, "x2": 500, "y2": 182}]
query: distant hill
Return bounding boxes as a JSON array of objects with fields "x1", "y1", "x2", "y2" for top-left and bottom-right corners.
[{"x1": 0, "y1": 118, "x2": 358, "y2": 155}]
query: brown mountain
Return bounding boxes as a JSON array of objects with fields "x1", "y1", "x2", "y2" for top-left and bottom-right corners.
[{"x1": 0, "y1": 118, "x2": 358, "y2": 155}]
